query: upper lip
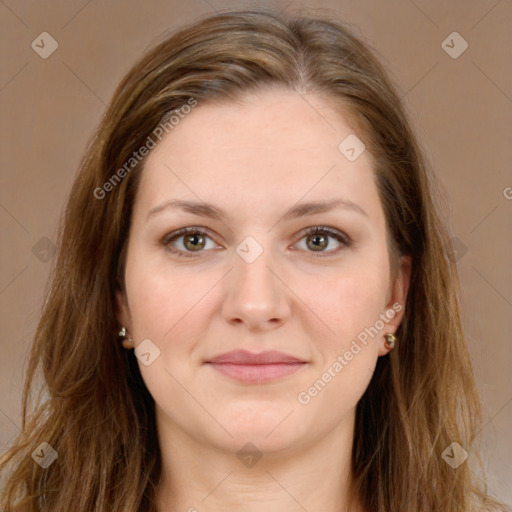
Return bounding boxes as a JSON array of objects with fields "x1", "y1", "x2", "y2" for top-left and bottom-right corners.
[{"x1": 206, "y1": 350, "x2": 306, "y2": 365}]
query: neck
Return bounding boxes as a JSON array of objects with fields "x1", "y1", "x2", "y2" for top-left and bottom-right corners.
[{"x1": 155, "y1": 410, "x2": 364, "y2": 512}]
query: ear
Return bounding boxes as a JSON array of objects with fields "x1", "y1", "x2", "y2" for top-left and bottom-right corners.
[
  {"x1": 378, "y1": 254, "x2": 412, "y2": 356},
  {"x1": 115, "y1": 287, "x2": 134, "y2": 349}
]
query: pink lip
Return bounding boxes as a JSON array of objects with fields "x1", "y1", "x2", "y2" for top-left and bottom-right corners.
[{"x1": 205, "y1": 350, "x2": 307, "y2": 384}]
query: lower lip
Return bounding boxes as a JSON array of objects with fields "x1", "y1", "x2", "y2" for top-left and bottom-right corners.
[{"x1": 207, "y1": 362, "x2": 306, "y2": 384}]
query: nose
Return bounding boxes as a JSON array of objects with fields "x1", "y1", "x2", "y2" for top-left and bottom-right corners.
[{"x1": 221, "y1": 242, "x2": 291, "y2": 332}]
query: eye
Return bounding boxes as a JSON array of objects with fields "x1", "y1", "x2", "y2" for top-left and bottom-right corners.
[
  {"x1": 294, "y1": 226, "x2": 352, "y2": 257},
  {"x1": 162, "y1": 228, "x2": 217, "y2": 258}
]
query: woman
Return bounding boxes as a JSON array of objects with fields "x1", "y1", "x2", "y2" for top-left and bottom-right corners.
[{"x1": 1, "y1": 7, "x2": 509, "y2": 512}]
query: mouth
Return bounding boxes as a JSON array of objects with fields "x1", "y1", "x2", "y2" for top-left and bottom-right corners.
[{"x1": 205, "y1": 350, "x2": 308, "y2": 384}]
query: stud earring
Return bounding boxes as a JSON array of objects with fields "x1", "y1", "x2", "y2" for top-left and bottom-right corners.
[
  {"x1": 384, "y1": 333, "x2": 397, "y2": 351},
  {"x1": 118, "y1": 326, "x2": 133, "y2": 345}
]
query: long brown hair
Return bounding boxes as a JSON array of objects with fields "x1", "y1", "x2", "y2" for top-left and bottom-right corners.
[{"x1": 1, "y1": 7, "x2": 509, "y2": 511}]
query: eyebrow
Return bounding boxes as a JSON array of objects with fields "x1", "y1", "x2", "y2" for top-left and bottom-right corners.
[{"x1": 146, "y1": 198, "x2": 367, "y2": 222}]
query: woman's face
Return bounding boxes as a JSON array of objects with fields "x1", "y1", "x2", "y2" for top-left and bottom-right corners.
[{"x1": 117, "y1": 87, "x2": 410, "y2": 455}]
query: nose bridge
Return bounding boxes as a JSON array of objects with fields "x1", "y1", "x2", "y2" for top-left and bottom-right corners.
[{"x1": 221, "y1": 235, "x2": 290, "y2": 328}]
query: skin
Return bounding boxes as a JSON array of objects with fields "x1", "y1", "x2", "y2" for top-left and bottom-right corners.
[{"x1": 116, "y1": 87, "x2": 411, "y2": 512}]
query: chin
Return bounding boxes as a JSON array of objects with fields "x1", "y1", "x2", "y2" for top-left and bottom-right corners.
[{"x1": 212, "y1": 403, "x2": 309, "y2": 451}]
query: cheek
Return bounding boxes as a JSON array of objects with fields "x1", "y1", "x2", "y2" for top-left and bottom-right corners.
[
  {"x1": 126, "y1": 272, "x2": 174, "y2": 338},
  {"x1": 295, "y1": 258, "x2": 390, "y2": 348},
  {"x1": 125, "y1": 250, "x2": 204, "y2": 338},
  {"x1": 293, "y1": 267, "x2": 386, "y2": 420}
]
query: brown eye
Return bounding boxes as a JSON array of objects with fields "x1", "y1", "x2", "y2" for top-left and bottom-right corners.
[
  {"x1": 295, "y1": 226, "x2": 352, "y2": 257},
  {"x1": 183, "y1": 233, "x2": 206, "y2": 251},
  {"x1": 163, "y1": 228, "x2": 216, "y2": 258},
  {"x1": 306, "y1": 232, "x2": 329, "y2": 252}
]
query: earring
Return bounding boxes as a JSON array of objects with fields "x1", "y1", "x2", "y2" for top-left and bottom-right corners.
[
  {"x1": 118, "y1": 326, "x2": 133, "y2": 344},
  {"x1": 384, "y1": 333, "x2": 397, "y2": 351}
]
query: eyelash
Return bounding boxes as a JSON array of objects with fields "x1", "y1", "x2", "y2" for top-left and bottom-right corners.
[{"x1": 162, "y1": 226, "x2": 352, "y2": 259}]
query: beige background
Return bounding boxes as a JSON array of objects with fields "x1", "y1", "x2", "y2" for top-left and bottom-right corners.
[{"x1": 1, "y1": 0, "x2": 511, "y2": 504}]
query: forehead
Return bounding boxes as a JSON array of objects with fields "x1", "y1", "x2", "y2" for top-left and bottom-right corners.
[{"x1": 134, "y1": 88, "x2": 381, "y2": 222}]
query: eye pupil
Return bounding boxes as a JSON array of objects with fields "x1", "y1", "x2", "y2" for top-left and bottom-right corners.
[{"x1": 184, "y1": 233, "x2": 205, "y2": 251}]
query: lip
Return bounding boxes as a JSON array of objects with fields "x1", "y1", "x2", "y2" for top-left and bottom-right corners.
[
  {"x1": 207, "y1": 349, "x2": 306, "y2": 365},
  {"x1": 205, "y1": 350, "x2": 307, "y2": 384}
]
